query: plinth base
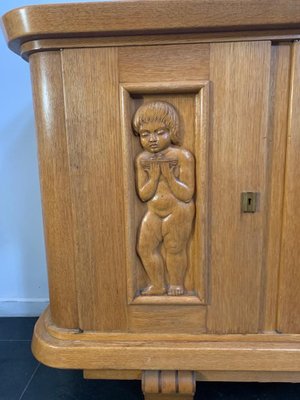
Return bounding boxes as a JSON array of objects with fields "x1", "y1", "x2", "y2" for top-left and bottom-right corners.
[{"x1": 32, "y1": 308, "x2": 300, "y2": 377}]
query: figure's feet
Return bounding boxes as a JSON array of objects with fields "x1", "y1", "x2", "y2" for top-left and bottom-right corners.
[
  {"x1": 141, "y1": 285, "x2": 167, "y2": 296},
  {"x1": 167, "y1": 285, "x2": 185, "y2": 296}
]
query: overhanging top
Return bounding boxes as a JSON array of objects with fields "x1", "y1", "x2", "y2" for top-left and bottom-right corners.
[{"x1": 2, "y1": 0, "x2": 300, "y2": 56}]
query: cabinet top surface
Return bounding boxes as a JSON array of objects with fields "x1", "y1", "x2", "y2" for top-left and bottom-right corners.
[{"x1": 2, "y1": 0, "x2": 300, "y2": 56}]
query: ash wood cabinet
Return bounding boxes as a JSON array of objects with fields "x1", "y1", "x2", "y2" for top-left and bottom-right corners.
[{"x1": 2, "y1": 1, "x2": 300, "y2": 399}]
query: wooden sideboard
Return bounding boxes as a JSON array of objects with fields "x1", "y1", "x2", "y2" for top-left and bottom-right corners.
[{"x1": 2, "y1": 1, "x2": 300, "y2": 399}]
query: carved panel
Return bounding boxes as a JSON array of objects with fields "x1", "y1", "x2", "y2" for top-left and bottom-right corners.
[
  {"x1": 133, "y1": 101, "x2": 195, "y2": 297},
  {"x1": 120, "y1": 81, "x2": 210, "y2": 305}
]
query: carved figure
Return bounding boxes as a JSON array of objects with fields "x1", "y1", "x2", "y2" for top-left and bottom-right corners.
[{"x1": 133, "y1": 101, "x2": 195, "y2": 296}]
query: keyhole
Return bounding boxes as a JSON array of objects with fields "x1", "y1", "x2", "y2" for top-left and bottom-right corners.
[{"x1": 241, "y1": 192, "x2": 258, "y2": 213}]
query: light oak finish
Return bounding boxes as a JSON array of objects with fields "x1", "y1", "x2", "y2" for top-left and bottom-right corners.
[
  {"x1": 277, "y1": 42, "x2": 300, "y2": 333},
  {"x1": 119, "y1": 44, "x2": 210, "y2": 82},
  {"x1": 32, "y1": 308, "x2": 300, "y2": 372},
  {"x1": 207, "y1": 41, "x2": 271, "y2": 333},
  {"x1": 133, "y1": 101, "x2": 195, "y2": 297},
  {"x1": 260, "y1": 43, "x2": 291, "y2": 332},
  {"x1": 2, "y1": 2, "x2": 300, "y2": 399},
  {"x1": 85, "y1": 369, "x2": 300, "y2": 383},
  {"x1": 128, "y1": 305, "x2": 206, "y2": 334},
  {"x1": 42, "y1": 308, "x2": 300, "y2": 344},
  {"x1": 3, "y1": 0, "x2": 300, "y2": 55},
  {"x1": 61, "y1": 47, "x2": 128, "y2": 332},
  {"x1": 19, "y1": 31, "x2": 300, "y2": 61},
  {"x1": 142, "y1": 370, "x2": 195, "y2": 400},
  {"x1": 30, "y1": 52, "x2": 78, "y2": 329},
  {"x1": 120, "y1": 80, "x2": 210, "y2": 307}
]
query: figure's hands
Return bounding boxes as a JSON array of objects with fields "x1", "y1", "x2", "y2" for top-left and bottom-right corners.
[
  {"x1": 160, "y1": 161, "x2": 175, "y2": 180},
  {"x1": 149, "y1": 161, "x2": 160, "y2": 181},
  {"x1": 140, "y1": 160, "x2": 151, "y2": 172},
  {"x1": 136, "y1": 159, "x2": 160, "y2": 202}
]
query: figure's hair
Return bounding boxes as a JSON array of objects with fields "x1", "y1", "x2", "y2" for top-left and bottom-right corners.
[{"x1": 132, "y1": 101, "x2": 181, "y2": 145}]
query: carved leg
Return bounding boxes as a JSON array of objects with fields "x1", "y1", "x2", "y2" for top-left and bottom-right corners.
[
  {"x1": 142, "y1": 371, "x2": 196, "y2": 400},
  {"x1": 137, "y1": 213, "x2": 166, "y2": 295},
  {"x1": 162, "y1": 204, "x2": 195, "y2": 296}
]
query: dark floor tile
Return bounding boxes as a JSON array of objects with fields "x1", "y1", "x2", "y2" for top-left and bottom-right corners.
[
  {"x1": 22, "y1": 366, "x2": 143, "y2": 400},
  {"x1": 1, "y1": 319, "x2": 300, "y2": 400},
  {"x1": 21, "y1": 367, "x2": 300, "y2": 400},
  {"x1": 0, "y1": 341, "x2": 39, "y2": 400},
  {"x1": 0, "y1": 318, "x2": 37, "y2": 341},
  {"x1": 196, "y1": 381, "x2": 300, "y2": 400}
]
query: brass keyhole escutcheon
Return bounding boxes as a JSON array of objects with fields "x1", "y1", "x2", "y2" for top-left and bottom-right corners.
[{"x1": 241, "y1": 192, "x2": 259, "y2": 213}]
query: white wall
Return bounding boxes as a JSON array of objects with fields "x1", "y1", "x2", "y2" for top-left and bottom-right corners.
[{"x1": 0, "y1": 0, "x2": 108, "y2": 316}]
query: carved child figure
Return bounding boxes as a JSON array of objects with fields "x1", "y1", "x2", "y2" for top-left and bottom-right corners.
[{"x1": 133, "y1": 101, "x2": 195, "y2": 296}]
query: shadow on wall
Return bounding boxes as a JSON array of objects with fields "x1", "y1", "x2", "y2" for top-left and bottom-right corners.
[{"x1": 0, "y1": 106, "x2": 49, "y2": 316}]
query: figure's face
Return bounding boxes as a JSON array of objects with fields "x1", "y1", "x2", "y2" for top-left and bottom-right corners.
[{"x1": 139, "y1": 121, "x2": 171, "y2": 153}]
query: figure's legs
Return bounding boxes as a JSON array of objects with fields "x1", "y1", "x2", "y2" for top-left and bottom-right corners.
[
  {"x1": 162, "y1": 203, "x2": 195, "y2": 296},
  {"x1": 137, "y1": 211, "x2": 166, "y2": 295}
]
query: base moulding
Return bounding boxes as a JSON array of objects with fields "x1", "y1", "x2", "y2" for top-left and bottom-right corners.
[{"x1": 32, "y1": 308, "x2": 300, "y2": 378}]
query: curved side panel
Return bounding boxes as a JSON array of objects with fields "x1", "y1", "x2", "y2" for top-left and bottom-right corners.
[{"x1": 30, "y1": 51, "x2": 79, "y2": 329}]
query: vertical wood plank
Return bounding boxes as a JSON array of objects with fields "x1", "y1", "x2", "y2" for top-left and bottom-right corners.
[
  {"x1": 277, "y1": 42, "x2": 300, "y2": 333},
  {"x1": 261, "y1": 44, "x2": 291, "y2": 332},
  {"x1": 30, "y1": 52, "x2": 79, "y2": 328},
  {"x1": 61, "y1": 48, "x2": 128, "y2": 331},
  {"x1": 207, "y1": 41, "x2": 271, "y2": 333}
]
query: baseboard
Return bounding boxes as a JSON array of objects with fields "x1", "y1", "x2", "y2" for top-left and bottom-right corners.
[{"x1": 0, "y1": 298, "x2": 49, "y2": 317}]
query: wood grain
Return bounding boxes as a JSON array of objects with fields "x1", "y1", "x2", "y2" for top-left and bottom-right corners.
[
  {"x1": 3, "y1": 0, "x2": 300, "y2": 387},
  {"x1": 61, "y1": 48, "x2": 128, "y2": 331},
  {"x1": 207, "y1": 41, "x2": 272, "y2": 333},
  {"x1": 128, "y1": 305, "x2": 206, "y2": 334},
  {"x1": 142, "y1": 370, "x2": 195, "y2": 400},
  {"x1": 32, "y1": 310, "x2": 300, "y2": 372},
  {"x1": 260, "y1": 43, "x2": 291, "y2": 332},
  {"x1": 19, "y1": 30, "x2": 300, "y2": 61},
  {"x1": 120, "y1": 79, "x2": 210, "y2": 308},
  {"x1": 42, "y1": 307, "x2": 300, "y2": 345},
  {"x1": 3, "y1": 0, "x2": 300, "y2": 55},
  {"x1": 29, "y1": 52, "x2": 78, "y2": 329},
  {"x1": 119, "y1": 44, "x2": 210, "y2": 82},
  {"x1": 84, "y1": 369, "x2": 300, "y2": 383},
  {"x1": 277, "y1": 42, "x2": 300, "y2": 333}
]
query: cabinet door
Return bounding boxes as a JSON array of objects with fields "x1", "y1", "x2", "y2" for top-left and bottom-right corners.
[
  {"x1": 206, "y1": 42, "x2": 271, "y2": 333},
  {"x1": 31, "y1": 41, "x2": 295, "y2": 334}
]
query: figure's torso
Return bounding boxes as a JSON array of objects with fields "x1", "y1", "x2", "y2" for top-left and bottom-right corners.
[{"x1": 142, "y1": 147, "x2": 189, "y2": 217}]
